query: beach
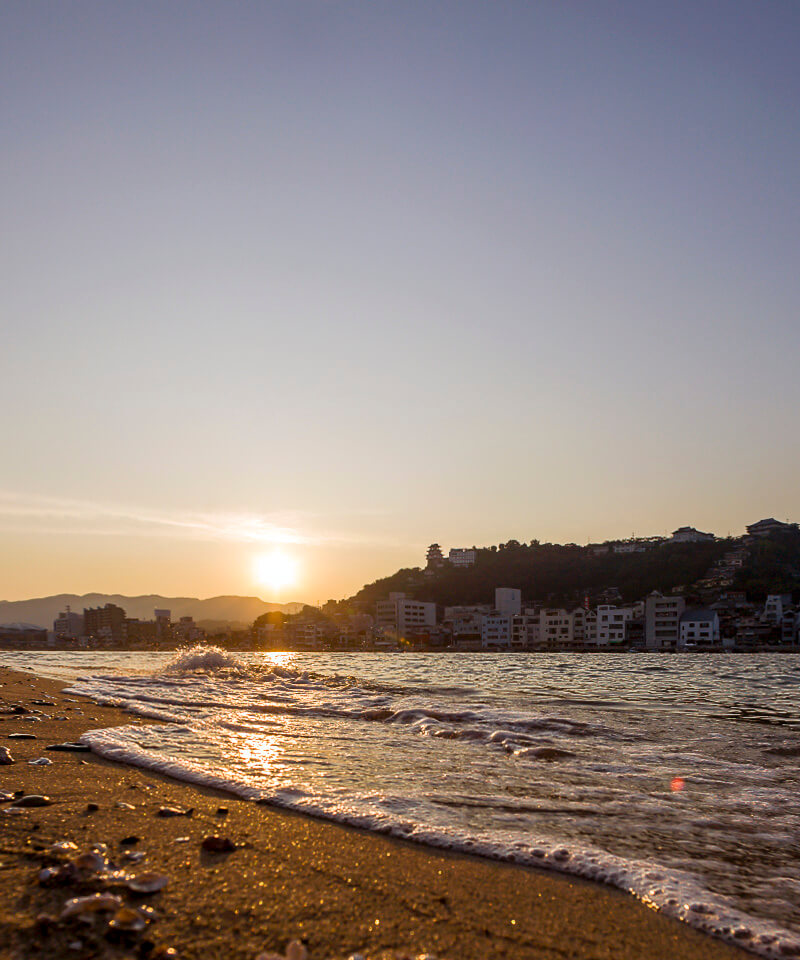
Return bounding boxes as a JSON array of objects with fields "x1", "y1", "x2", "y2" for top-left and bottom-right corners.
[{"x1": 0, "y1": 664, "x2": 748, "y2": 960}]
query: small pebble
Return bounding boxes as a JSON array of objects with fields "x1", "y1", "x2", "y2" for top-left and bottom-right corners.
[
  {"x1": 28, "y1": 757, "x2": 53, "y2": 766},
  {"x1": 8, "y1": 732, "x2": 36, "y2": 740},
  {"x1": 0, "y1": 746, "x2": 14, "y2": 765},
  {"x1": 86, "y1": 802, "x2": 99, "y2": 812}
]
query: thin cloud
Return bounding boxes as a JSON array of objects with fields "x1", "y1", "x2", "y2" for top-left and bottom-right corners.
[{"x1": 0, "y1": 491, "x2": 406, "y2": 548}]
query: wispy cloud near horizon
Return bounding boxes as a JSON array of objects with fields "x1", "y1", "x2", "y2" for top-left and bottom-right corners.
[{"x1": 0, "y1": 491, "x2": 400, "y2": 548}]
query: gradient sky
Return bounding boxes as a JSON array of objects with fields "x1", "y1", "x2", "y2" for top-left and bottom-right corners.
[{"x1": 2, "y1": 1, "x2": 799, "y2": 603}]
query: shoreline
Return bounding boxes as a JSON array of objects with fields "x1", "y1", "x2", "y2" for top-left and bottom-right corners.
[{"x1": 0, "y1": 664, "x2": 747, "y2": 960}]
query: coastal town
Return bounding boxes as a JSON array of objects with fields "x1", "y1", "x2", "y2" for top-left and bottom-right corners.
[{"x1": 2, "y1": 517, "x2": 798, "y2": 655}]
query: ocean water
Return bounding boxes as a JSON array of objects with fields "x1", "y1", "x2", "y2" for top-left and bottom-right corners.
[{"x1": 3, "y1": 647, "x2": 800, "y2": 958}]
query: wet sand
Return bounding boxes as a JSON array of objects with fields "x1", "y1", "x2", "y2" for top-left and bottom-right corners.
[{"x1": 0, "y1": 664, "x2": 746, "y2": 960}]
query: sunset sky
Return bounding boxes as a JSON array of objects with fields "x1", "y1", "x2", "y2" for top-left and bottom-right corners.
[{"x1": 2, "y1": 1, "x2": 798, "y2": 603}]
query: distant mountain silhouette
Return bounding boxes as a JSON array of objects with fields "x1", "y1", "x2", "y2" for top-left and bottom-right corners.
[{"x1": 0, "y1": 594, "x2": 305, "y2": 630}]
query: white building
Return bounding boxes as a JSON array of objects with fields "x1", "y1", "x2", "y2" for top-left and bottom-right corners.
[
  {"x1": 679, "y1": 609, "x2": 720, "y2": 647},
  {"x1": 448, "y1": 548, "x2": 476, "y2": 567},
  {"x1": 763, "y1": 595, "x2": 792, "y2": 625},
  {"x1": 443, "y1": 605, "x2": 488, "y2": 638},
  {"x1": 53, "y1": 610, "x2": 83, "y2": 639},
  {"x1": 495, "y1": 587, "x2": 521, "y2": 617},
  {"x1": 482, "y1": 614, "x2": 512, "y2": 648},
  {"x1": 670, "y1": 526, "x2": 715, "y2": 543},
  {"x1": 376, "y1": 593, "x2": 436, "y2": 638},
  {"x1": 645, "y1": 592, "x2": 686, "y2": 650},
  {"x1": 595, "y1": 605, "x2": 637, "y2": 646}
]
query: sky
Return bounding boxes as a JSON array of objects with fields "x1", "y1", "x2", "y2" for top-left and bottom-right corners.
[{"x1": 2, "y1": 1, "x2": 799, "y2": 604}]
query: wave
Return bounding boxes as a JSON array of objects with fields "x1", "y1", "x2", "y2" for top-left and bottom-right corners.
[{"x1": 76, "y1": 720, "x2": 800, "y2": 960}]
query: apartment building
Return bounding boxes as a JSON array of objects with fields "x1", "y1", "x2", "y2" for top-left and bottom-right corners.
[
  {"x1": 645, "y1": 592, "x2": 686, "y2": 649},
  {"x1": 679, "y1": 608, "x2": 720, "y2": 647},
  {"x1": 376, "y1": 593, "x2": 436, "y2": 639}
]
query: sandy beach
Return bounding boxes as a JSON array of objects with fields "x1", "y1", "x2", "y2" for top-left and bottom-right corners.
[{"x1": 0, "y1": 664, "x2": 746, "y2": 960}]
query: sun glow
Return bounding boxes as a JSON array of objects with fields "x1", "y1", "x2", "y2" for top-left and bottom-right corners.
[{"x1": 253, "y1": 550, "x2": 299, "y2": 594}]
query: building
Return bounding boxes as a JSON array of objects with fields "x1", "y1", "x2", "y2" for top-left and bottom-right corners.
[
  {"x1": 644, "y1": 592, "x2": 686, "y2": 650},
  {"x1": 0, "y1": 626, "x2": 48, "y2": 647},
  {"x1": 595, "y1": 605, "x2": 637, "y2": 646},
  {"x1": 481, "y1": 614, "x2": 512, "y2": 648},
  {"x1": 443, "y1": 605, "x2": 488, "y2": 640},
  {"x1": 173, "y1": 616, "x2": 205, "y2": 644},
  {"x1": 426, "y1": 544, "x2": 445, "y2": 569},
  {"x1": 495, "y1": 587, "x2": 521, "y2": 617},
  {"x1": 670, "y1": 527, "x2": 715, "y2": 544},
  {"x1": 83, "y1": 603, "x2": 126, "y2": 642},
  {"x1": 123, "y1": 619, "x2": 158, "y2": 644},
  {"x1": 746, "y1": 518, "x2": 795, "y2": 538},
  {"x1": 154, "y1": 609, "x2": 171, "y2": 639},
  {"x1": 53, "y1": 608, "x2": 84, "y2": 639},
  {"x1": 679, "y1": 609, "x2": 720, "y2": 647},
  {"x1": 375, "y1": 593, "x2": 436, "y2": 640},
  {"x1": 448, "y1": 548, "x2": 476, "y2": 568},
  {"x1": 763, "y1": 595, "x2": 792, "y2": 625}
]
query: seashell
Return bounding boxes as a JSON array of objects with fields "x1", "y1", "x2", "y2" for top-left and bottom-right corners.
[
  {"x1": 200, "y1": 836, "x2": 235, "y2": 853},
  {"x1": 0, "y1": 746, "x2": 14, "y2": 765},
  {"x1": 29, "y1": 757, "x2": 53, "y2": 765},
  {"x1": 156, "y1": 806, "x2": 193, "y2": 817},
  {"x1": 10, "y1": 794, "x2": 53, "y2": 807},
  {"x1": 108, "y1": 906, "x2": 148, "y2": 932},
  {"x1": 61, "y1": 893, "x2": 123, "y2": 919},
  {"x1": 46, "y1": 742, "x2": 91, "y2": 752},
  {"x1": 115, "y1": 801, "x2": 136, "y2": 810},
  {"x1": 49, "y1": 841, "x2": 79, "y2": 856},
  {"x1": 127, "y1": 872, "x2": 168, "y2": 894},
  {"x1": 123, "y1": 851, "x2": 146, "y2": 862}
]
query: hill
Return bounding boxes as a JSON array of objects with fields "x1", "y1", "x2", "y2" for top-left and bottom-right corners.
[
  {"x1": 352, "y1": 539, "x2": 735, "y2": 608},
  {"x1": 0, "y1": 594, "x2": 305, "y2": 630}
]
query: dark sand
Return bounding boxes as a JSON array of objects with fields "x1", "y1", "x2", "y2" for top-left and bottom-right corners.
[{"x1": 0, "y1": 665, "x2": 746, "y2": 960}]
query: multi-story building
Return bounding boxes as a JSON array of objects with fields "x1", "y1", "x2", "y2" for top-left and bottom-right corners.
[
  {"x1": 482, "y1": 614, "x2": 512, "y2": 648},
  {"x1": 594, "y1": 603, "x2": 644, "y2": 647},
  {"x1": 448, "y1": 548, "x2": 476, "y2": 567},
  {"x1": 495, "y1": 587, "x2": 521, "y2": 617},
  {"x1": 375, "y1": 593, "x2": 436, "y2": 640},
  {"x1": 83, "y1": 603, "x2": 126, "y2": 642},
  {"x1": 443, "y1": 605, "x2": 488, "y2": 639},
  {"x1": 746, "y1": 518, "x2": 795, "y2": 538},
  {"x1": 53, "y1": 609, "x2": 84, "y2": 639},
  {"x1": 763, "y1": 595, "x2": 791, "y2": 625},
  {"x1": 644, "y1": 592, "x2": 686, "y2": 650},
  {"x1": 426, "y1": 544, "x2": 445, "y2": 569},
  {"x1": 670, "y1": 527, "x2": 715, "y2": 544},
  {"x1": 678, "y1": 609, "x2": 720, "y2": 647}
]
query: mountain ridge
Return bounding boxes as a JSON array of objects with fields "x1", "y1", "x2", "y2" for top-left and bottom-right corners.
[{"x1": 0, "y1": 594, "x2": 305, "y2": 630}]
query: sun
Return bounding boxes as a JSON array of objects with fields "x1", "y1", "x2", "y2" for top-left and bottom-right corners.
[{"x1": 253, "y1": 550, "x2": 299, "y2": 594}]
